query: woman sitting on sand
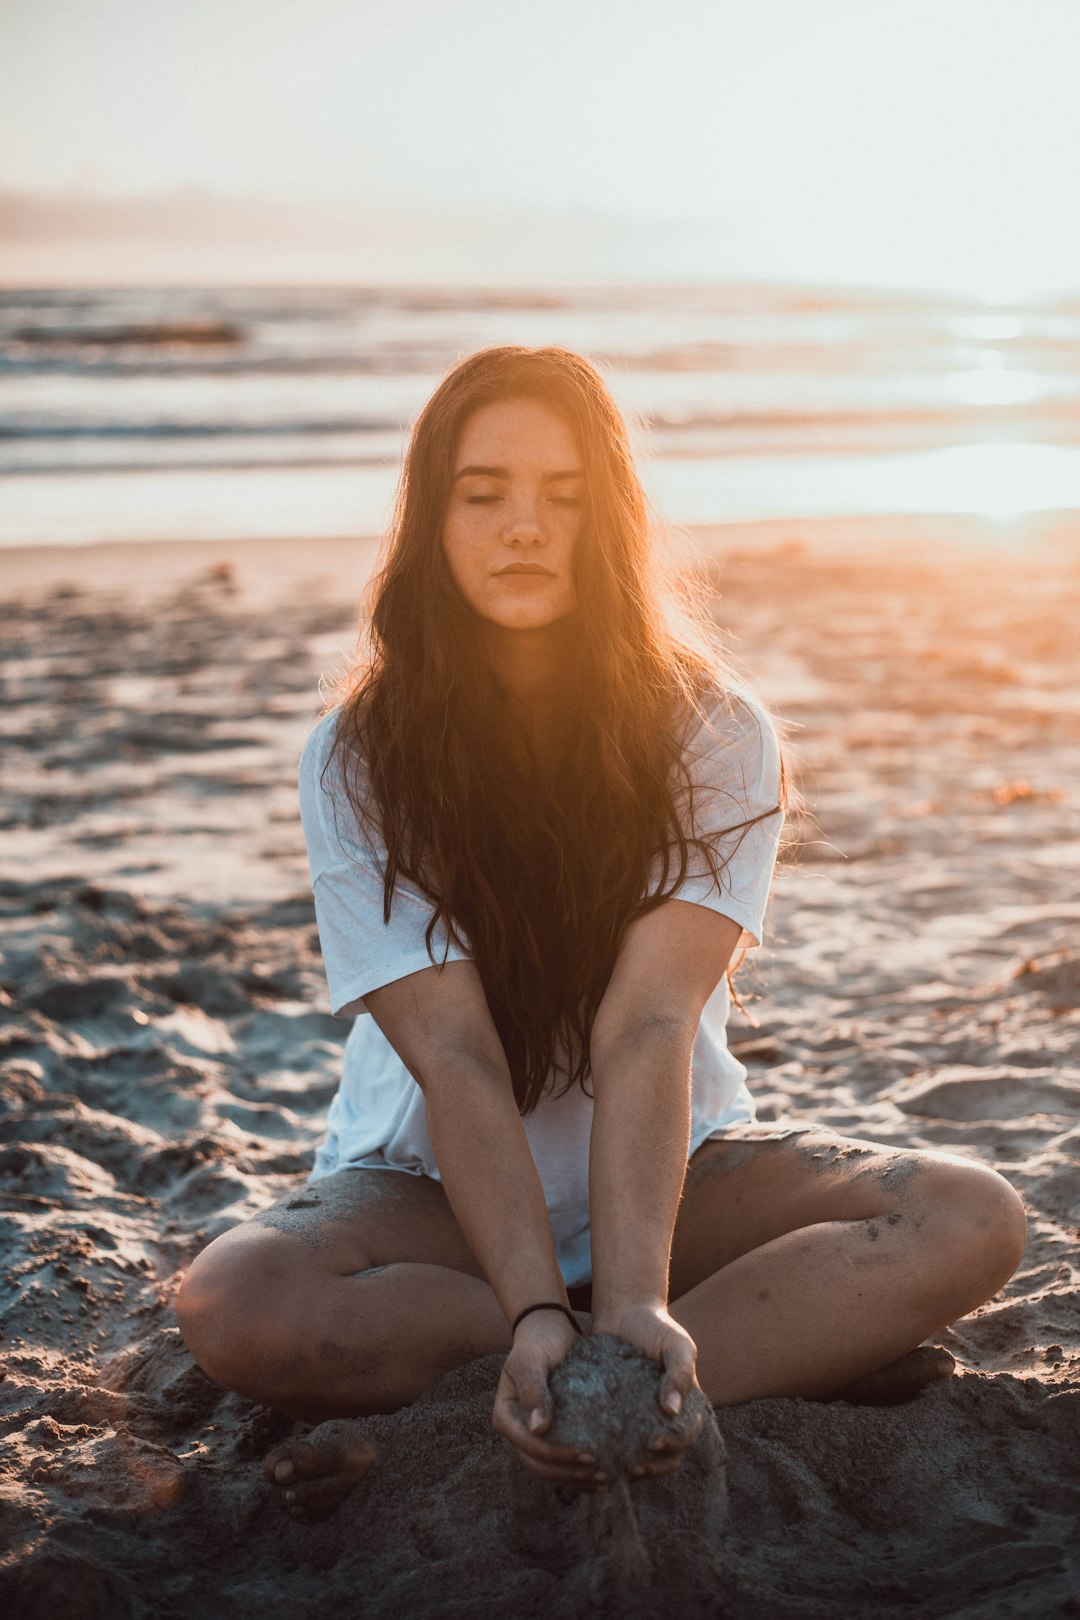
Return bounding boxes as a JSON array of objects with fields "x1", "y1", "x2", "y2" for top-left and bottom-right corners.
[{"x1": 178, "y1": 346, "x2": 1027, "y2": 1521}]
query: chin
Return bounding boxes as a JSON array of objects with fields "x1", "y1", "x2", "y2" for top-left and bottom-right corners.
[
  {"x1": 490, "y1": 614, "x2": 563, "y2": 632},
  {"x1": 480, "y1": 594, "x2": 574, "y2": 632}
]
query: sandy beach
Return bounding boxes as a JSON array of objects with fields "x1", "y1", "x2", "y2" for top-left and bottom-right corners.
[{"x1": 2, "y1": 516, "x2": 1079, "y2": 1618}]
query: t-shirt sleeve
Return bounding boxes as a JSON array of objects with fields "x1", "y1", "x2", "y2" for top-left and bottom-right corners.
[
  {"x1": 298, "y1": 713, "x2": 471, "y2": 1016},
  {"x1": 664, "y1": 685, "x2": 785, "y2": 948}
]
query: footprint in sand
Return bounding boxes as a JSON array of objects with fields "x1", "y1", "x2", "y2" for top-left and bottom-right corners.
[{"x1": 887, "y1": 1066, "x2": 1080, "y2": 1122}]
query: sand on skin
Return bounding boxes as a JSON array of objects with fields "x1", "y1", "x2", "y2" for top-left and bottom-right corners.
[{"x1": 1, "y1": 515, "x2": 1079, "y2": 1618}]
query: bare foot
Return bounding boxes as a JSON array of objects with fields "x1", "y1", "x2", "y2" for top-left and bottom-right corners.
[
  {"x1": 263, "y1": 1419, "x2": 377, "y2": 1522},
  {"x1": 832, "y1": 1345, "x2": 956, "y2": 1406}
]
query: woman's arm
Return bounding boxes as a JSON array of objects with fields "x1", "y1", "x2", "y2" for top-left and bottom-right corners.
[
  {"x1": 587, "y1": 900, "x2": 743, "y2": 1465},
  {"x1": 367, "y1": 959, "x2": 565, "y2": 1322},
  {"x1": 365, "y1": 960, "x2": 599, "y2": 1489}
]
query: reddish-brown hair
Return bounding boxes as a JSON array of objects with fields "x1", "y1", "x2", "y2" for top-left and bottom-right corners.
[{"x1": 331, "y1": 346, "x2": 764, "y2": 1113}]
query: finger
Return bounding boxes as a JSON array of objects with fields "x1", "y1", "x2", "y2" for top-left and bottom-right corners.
[
  {"x1": 500, "y1": 1422, "x2": 604, "y2": 1481},
  {"x1": 523, "y1": 1438, "x2": 599, "y2": 1469},
  {"x1": 647, "y1": 1407, "x2": 704, "y2": 1453},
  {"x1": 525, "y1": 1468, "x2": 610, "y2": 1492},
  {"x1": 493, "y1": 1400, "x2": 593, "y2": 1468},
  {"x1": 505, "y1": 1438, "x2": 599, "y2": 1477},
  {"x1": 634, "y1": 1438, "x2": 695, "y2": 1477},
  {"x1": 495, "y1": 1386, "x2": 553, "y2": 1438},
  {"x1": 520, "y1": 1457, "x2": 610, "y2": 1488},
  {"x1": 647, "y1": 1427, "x2": 693, "y2": 1456},
  {"x1": 515, "y1": 1372, "x2": 552, "y2": 1436},
  {"x1": 518, "y1": 1380, "x2": 550, "y2": 1432},
  {"x1": 684, "y1": 1407, "x2": 705, "y2": 1444},
  {"x1": 659, "y1": 1341, "x2": 697, "y2": 1416},
  {"x1": 632, "y1": 1454, "x2": 686, "y2": 1481}
]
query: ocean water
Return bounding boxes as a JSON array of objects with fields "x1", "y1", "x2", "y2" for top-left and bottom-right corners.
[{"x1": 3, "y1": 284, "x2": 1080, "y2": 546}]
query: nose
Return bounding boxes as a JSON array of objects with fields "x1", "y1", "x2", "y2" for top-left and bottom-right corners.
[{"x1": 503, "y1": 494, "x2": 546, "y2": 546}]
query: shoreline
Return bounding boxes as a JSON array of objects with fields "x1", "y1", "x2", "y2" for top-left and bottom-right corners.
[{"x1": 1, "y1": 510, "x2": 1077, "y2": 602}]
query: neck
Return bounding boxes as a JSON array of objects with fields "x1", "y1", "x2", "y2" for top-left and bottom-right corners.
[{"x1": 481, "y1": 620, "x2": 572, "y2": 719}]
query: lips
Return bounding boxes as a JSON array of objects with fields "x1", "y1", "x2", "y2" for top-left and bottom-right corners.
[{"x1": 495, "y1": 564, "x2": 554, "y2": 576}]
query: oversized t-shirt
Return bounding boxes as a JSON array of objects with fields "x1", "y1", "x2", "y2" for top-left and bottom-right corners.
[{"x1": 298, "y1": 682, "x2": 784, "y2": 1287}]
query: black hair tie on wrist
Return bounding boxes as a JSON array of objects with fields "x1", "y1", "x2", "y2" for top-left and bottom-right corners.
[{"x1": 511, "y1": 1301, "x2": 582, "y2": 1337}]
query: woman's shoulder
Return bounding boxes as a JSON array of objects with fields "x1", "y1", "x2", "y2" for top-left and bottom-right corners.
[
  {"x1": 298, "y1": 706, "x2": 376, "y2": 846},
  {"x1": 298, "y1": 704, "x2": 390, "y2": 879},
  {"x1": 299, "y1": 703, "x2": 372, "y2": 782},
  {"x1": 298, "y1": 709, "x2": 344, "y2": 826},
  {"x1": 299, "y1": 706, "x2": 342, "y2": 784},
  {"x1": 683, "y1": 671, "x2": 779, "y2": 753},
  {"x1": 670, "y1": 667, "x2": 780, "y2": 816}
]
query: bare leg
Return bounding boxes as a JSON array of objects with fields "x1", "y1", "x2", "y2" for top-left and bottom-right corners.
[
  {"x1": 177, "y1": 1167, "x2": 511, "y2": 1517},
  {"x1": 178, "y1": 1131, "x2": 1026, "y2": 1516},
  {"x1": 668, "y1": 1126, "x2": 1027, "y2": 1405}
]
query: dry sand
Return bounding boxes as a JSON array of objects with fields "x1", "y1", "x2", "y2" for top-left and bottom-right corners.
[{"x1": 1, "y1": 517, "x2": 1079, "y2": 1618}]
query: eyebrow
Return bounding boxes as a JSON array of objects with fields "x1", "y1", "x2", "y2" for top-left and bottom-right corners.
[{"x1": 453, "y1": 464, "x2": 584, "y2": 483}]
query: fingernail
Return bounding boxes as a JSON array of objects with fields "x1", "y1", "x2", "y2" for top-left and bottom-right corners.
[
  {"x1": 577, "y1": 1453, "x2": 595, "y2": 1464},
  {"x1": 274, "y1": 1461, "x2": 295, "y2": 1483},
  {"x1": 528, "y1": 1408, "x2": 544, "y2": 1432},
  {"x1": 285, "y1": 1489, "x2": 296, "y2": 1504},
  {"x1": 664, "y1": 1390, "x2": 683, "y2": 1415}
]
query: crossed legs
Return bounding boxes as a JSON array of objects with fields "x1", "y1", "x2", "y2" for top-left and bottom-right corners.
[{"x1": 176, "y1": 1126, "x2": 1026, "y2": 1515}]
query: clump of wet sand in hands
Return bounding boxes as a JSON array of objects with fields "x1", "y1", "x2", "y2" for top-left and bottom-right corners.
[
  {"x1": 510, "y1": 1334, "x2": 727, "y2": 1616},
  {"x1": 547, "y1": 1333, "x2": 709, "y2": 1480}
]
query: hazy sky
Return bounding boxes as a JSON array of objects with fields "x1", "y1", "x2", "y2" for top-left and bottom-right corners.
[{"x1": 5, "y1": 0, "x2": 1080, "y2": 289}]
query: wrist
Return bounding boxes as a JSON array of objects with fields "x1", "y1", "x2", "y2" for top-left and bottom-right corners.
[
  {"x1": 586, "y1": 1283, "x2": 663, "y2": 1321},
  {"x1": 590, "y1": 1291, "x2": 668, "y2": 1333},
  {"x1": 511, "y1": 1300, "x2": 580, "y2": 1338}
]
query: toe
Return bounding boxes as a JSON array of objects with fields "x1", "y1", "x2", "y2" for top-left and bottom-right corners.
[
  {"x1": 285, "y1": 1475, "x2": 355, "y2": 1519},
  {"x1": 835, "y1": 1345, "x2": 957, "y2": 1406},
  {"x1": 308, "y1": 1419, "x2": 377, "y2": 1479},
  {"x1": 263, "y1": 1437, "x2": 321, "y2": 1486},
  {"x1": 263, "y1": 1420, "x2": 376, "y2": 1506}
]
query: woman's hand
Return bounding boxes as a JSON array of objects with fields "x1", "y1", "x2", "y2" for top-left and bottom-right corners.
[
  {"x1": 594, "y1": 1301, "x2": 704, "y2": 1481},
  {"x1": 492, "y1": 1310, "x2": 606, "y2": 1492}
]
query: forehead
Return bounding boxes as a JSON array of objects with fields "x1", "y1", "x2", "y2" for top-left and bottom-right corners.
[{"x1": 454, "y1": 397, "x2": 581, "y2": 470}]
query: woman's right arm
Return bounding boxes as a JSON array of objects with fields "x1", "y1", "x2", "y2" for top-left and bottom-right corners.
[
  {"x1": 364, "y1": 960, "x2": 600, "y2": 1490},
  {"x1": 365, "y1": 958, "x2": 563, "y2": 1323}
]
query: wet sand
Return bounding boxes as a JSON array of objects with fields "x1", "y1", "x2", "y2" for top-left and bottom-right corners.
[{"x1": 1, "y1": 516, "x2": 1078, "y2": 1617}]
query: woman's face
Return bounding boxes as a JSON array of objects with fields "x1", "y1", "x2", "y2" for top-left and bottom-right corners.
[{"x1": 442, "y1": 397, "x2": 583, "y2": 631}]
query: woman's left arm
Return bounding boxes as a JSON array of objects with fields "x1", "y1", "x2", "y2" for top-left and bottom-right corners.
[{"x1": 588, "y1": 898, "x2": 743, "y2": 1469}]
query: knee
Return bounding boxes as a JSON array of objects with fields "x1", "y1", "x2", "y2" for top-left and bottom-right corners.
[
  {"x1": 176, "y1": 1229, "x2": 313, "y2": 1403},
  {"x1": 916, "y1": 1158, "x2": 1027, "y2": 1302}
]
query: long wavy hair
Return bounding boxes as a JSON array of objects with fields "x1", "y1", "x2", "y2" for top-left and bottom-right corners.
[{"x1": 330, "y1": 346, "x2": 777, "y2": 1114}]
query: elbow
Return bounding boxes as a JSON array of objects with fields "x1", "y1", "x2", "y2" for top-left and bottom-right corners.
[
  {"x1": 589, "y1": 1010, "x2": 698, "y2": 1083},
  {"x1": 413, "y1": 1045, "x2": 511, "y2": 1101}
]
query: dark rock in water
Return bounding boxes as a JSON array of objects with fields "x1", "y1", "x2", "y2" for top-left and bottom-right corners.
[
  {"x1": 507, "y1": 1334, "x2": 728, "y2": 1619},
  {"x1": 14, "y1": 320, "x2": 244, "y2": 347}
]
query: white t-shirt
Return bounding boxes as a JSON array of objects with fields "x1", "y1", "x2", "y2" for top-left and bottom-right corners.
[{"x1": 299, "y1": 682, "x2": 783, "y2": 1287}]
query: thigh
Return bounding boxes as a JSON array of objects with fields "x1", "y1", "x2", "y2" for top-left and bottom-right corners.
[
  {"x1": 670, "y1": 1122, "x2": 924, "y2": 1300},
  {"x1": 206, "y1": 1166, "x2": 485, "y2": 1281}
]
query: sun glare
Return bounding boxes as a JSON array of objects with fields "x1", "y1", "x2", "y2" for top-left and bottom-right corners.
[
  {"x1": 946, "y1": 371, "x2": 1046, "y2": 408},
  {"x1": 919, "y1": 443, "x2": 1080, "y2": 523}
]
